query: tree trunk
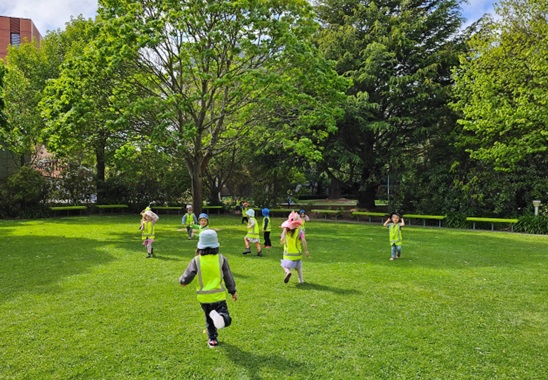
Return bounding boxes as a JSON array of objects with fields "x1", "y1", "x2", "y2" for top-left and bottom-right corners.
[
  {"x1": 95, "y1": 144, "x2": 106, "y2": 202},
  {"x1": 190, "y1": 164, "x2": 204, "y2": 215},
  {"x1": 356, "y1": 184, "x2": 377, "y2": 210}
]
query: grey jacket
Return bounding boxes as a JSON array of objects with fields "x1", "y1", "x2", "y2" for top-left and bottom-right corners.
[{"x1": 179, "y1": 253, "x2": 237, "y2": 295}]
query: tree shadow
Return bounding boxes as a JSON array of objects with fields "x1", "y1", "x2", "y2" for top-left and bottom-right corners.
[
  {"x1": 294, "y1": 282, "x2": 362, "y2": 295},
  {"x1": 1, "y1": 235, "x2": 116, "y2": 304},
  {"x1": 221, "y1": 342, "x2": 309, "y2": 380}
]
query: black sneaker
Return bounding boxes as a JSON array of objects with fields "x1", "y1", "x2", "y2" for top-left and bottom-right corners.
[
  {"x1": 257, "y1": 251, "x2": 263, "y2": 257},
  {"x1": 146, "y1": 253, "x2": 152, "y2": 258},
  {"x1": 284, "y1": 273, "x2": 292, "y2": 283},
  {"x1": 397, "y1": 252, "x2": 401, "y2": 258},
  {"x1": 242, "y1": 249, "x2": 250, "y2": 255},
  {"x1": 208, "y1": 339, "x2": 218, "y2": 348}
]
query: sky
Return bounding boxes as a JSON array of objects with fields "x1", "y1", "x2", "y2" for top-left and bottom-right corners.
[{"x1": 1, "y1": 0, "x2": 496, "y2": 36}]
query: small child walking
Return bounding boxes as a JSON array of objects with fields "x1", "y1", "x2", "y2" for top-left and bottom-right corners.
[
  {"x1": 280, "y1": 211, "x2": 309, "y2": 283},
  {"x1": 299, "y1": 209, "x2": 310, "y2": 233},
  {"x1": 241, "y1": 202, "x2": 249, "y2": 224},
  {"x1": 182, "y1": 205, "x2": 198, "y2": 240},
  {"x1": 179, "y1": 230, "x2": 237, "y2": 348},
  {"x1": 242, "y1": 209, "x2": 262, "y2": 256},
  {"x1": 140, "y1": 207, "x2": 159, "y2": 258},
  {"x1": 262, "y1": 208, "x2": 272, "y2": 248},
  {"x1": 383, "y1": 212, "x2": 405, "y2": 261}
]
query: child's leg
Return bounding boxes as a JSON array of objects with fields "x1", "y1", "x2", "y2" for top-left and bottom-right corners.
[
  {"x1": 255, "y1": 242, "x2": 262, "y2": 255},
  {"x1": 186, "y1": 226, "x2": 192, "y2": 239},
  {"x1": 296, "y1": 267, "x2": 304, "y2": 283},
  {"x1": 264, "y1": 231, "x2": 271, "y2": 247},
  {"x1": 396, "y1": 245, "x2": 402, "y2": 258},
  {"x1": 390, "y1": 245, "x2": 397, "y2": 260},
  {"x1": 214, "y1": 301, "x2": 232, "y2": 328},
  {"x1": 243, "y1": 237, "x2": 251, "y2": 254},
  {"x1": 201, "y1": 303, "x2": 218, "y2": 340}
]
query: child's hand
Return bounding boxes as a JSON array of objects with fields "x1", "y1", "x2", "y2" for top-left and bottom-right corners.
[
  {"x1": 232, "y1": 293, "x2": 238, "y2": 301},
  {"x1": 305, "y1": 250, "x2": 310, "y2": 258}
]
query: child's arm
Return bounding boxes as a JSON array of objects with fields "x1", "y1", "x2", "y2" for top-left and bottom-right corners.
[
  {"x1": 221, "y1": 256, "x2": 237, "y2": 301},
  {"x1": 179, "y1": 258, "x2": 198, "y2": 286},
  {"x1": 383, "y1": 218, "x2": 391, "y2": 227},
  {"x1": 300, "y1": 231, "x2": 310, "y2": 257}
]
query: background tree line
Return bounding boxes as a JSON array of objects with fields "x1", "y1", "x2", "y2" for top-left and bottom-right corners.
[{"x1": 0, "y1": 0, "x2": 546, "y2": 223}]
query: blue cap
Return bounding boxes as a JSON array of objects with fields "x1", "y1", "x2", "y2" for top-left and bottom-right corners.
[
  {"x1": 300, "y1": 209, "x2": 306, "y2": 214},
  {"x1": 197, "y1": 229, "x2": 220, "y2": 249},
  {"x1": 262, "y1": 208, "x2": 270, "y2": 216},
  {"x1": 198, "y1": 213, "x2": 208, "y2": 220}
]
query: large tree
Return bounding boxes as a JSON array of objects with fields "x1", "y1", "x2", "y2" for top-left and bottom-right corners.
[
  {"x1": 86, "y1": 0, "x2": 346, "y2": 212},
  {"x1": 315, "y1": 0, "x2": 464, "y2": 209}
]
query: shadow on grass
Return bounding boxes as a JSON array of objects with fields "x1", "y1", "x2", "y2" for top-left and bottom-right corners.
[
  {"x1": 221, "y1": 342, "x2": 309, "y2": 379},
  {"x1": 1, "y1": 235, "x2": 116, "y2": 304},
  {"x1": 295, "y1": 282, "x2": 362, "y2": 295}
]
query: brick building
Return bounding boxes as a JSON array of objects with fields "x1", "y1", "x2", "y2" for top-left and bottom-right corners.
[
  {"x1": 0, "y1": 16, "x2": 42, "y2": 60},
  {"x1": 1, "y1": 16, "x2": 42, "y2": 178}
]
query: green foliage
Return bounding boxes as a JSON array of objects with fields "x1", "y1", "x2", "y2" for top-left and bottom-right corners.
[
  {"x1": 451, "y1": 0, "x2": 548, "y2": 171},
  {"x1": 50, "y1": 161, "x2": 96, "y2": 205},
  {"x1": 515, "y1": 215, "x2": 548, "y2": 235},
  {"x1": 315, "y1": 0, "x2": 465, "y2": 208},
  {"x1": 89, "y1": 0, "x2": 346, "y2": 209},
  {"x1": 1, "y1": 216, "x2": 547, "y2": 378},
  {"x1": 0, "y1": 166, "x2": 49, "y2": 218}
]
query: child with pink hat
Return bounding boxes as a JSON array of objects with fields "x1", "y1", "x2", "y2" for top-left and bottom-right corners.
[{"x1": 280, "y1": 211, "x2": 310, "y2": 283}]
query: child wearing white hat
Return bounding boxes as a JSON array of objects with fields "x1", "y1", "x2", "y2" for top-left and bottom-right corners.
[
  {"x1": 179, "y1": 230, "x2": 237, "y2": 348},
  {"x1": 242, "y1": 208, "x2": 262, "y2": 256}
]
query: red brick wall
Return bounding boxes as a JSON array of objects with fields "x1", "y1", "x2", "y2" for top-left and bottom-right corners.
[{"x1": 0, "y1": 16, "x2": 42, "y2": 60}]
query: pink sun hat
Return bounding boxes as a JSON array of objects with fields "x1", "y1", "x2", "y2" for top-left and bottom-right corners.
[{"x1": 281, "y1": 211, "x2": 303, "y2": 229}]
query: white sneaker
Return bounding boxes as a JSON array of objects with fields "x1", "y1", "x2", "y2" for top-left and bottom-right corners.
[{"x1": 209, "y1": 310, "x2": 225, "y2": 329}]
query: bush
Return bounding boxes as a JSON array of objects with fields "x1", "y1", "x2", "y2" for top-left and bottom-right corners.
[
  {"x1": 514, "y1": 215, "x2": 548, "y2": 235},
  {"x1": 1, "y1": 166, "x2": 49, "y2": 218}
]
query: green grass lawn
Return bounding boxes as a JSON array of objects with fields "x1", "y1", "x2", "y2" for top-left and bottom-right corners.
[{"x1": 1, "y1": 215, "x2": 546, "y2": 379}]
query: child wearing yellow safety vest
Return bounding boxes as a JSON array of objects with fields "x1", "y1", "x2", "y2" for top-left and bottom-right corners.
[
  {"x1": 242, "y1": 208, "x2": 262, "y2": 256},
  {"x1": 383, "y1": 212, "x2": 405, "y2": 261},
  {"x1": 262, "y1": 208, "x2": 272, "y2": 248},
  {"x1": 179, "y1": 230, "x2": 237, "y2": 348},
  {"x1": 191, "y1": 213, "x2": 210, "y2": 239},
  {"x1": 182, "y1": 205, "x2": 198, "y2": 240},
  {"x1": 140, "y1": 207, "x2": 159, "y2": 258},
  {"x1": 280, "y1": 211, "x2": 309, "y2": 283}
]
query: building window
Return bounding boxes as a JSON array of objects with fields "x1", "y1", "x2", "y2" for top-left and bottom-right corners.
[{"x1": 11, "y1": 33, "x2": 21, "y2": 47}]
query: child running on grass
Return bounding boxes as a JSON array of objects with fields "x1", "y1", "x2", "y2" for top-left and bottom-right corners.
[
  {"x1": 383, "y1": 212, "x2": 405, "y2": 261},
  {"x1": 262, "y1": 208, "x2": 272, "y2": 248},
  {"x1": 140, "y1": 207, "x2": 159, "y2": 258},
  {"x1": 280, "y1": 211, "x2": 309, "y2": 284},
  {"x1": 242, "y1": 208, "x2": 262, "y2": 256},
  {"x1": 191, "y1": 213, "x2": 210, "y2": 239},
  {"x1": 179, "y1": 230, "x2": 237, "y2": 348},
  {"x1": 299, "y1": 209, "x2": 310, "y2": 233},
  {"x1": 182, "y1": 205, "x2": 198, "y2": 240}
]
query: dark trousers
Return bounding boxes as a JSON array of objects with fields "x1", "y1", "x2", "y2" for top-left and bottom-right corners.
[
  {"x1": 200, "y1": 300, "x2": 232, "y2": 340},
  {"x1": 242, "y1": 216, "x2": 248, "y2": 224},
  {"x1": 263, "y1": 231, "x2": 271, "y2": 247},
  {"x1": 186, "y1": 225, "x2": 193, "y2": 238}
]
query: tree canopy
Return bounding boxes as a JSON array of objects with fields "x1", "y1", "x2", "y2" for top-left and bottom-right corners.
[{"x1": 451, "y1": 0, "x2": 548, "y2": 172}]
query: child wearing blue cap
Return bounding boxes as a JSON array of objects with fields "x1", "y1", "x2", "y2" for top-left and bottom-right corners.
[
  {"x1": 262, "y1": 208, "x2": 272, "y2": 248},
  {"x1": 179, "y1": 229, "x2": 237, "y2": 348}
]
